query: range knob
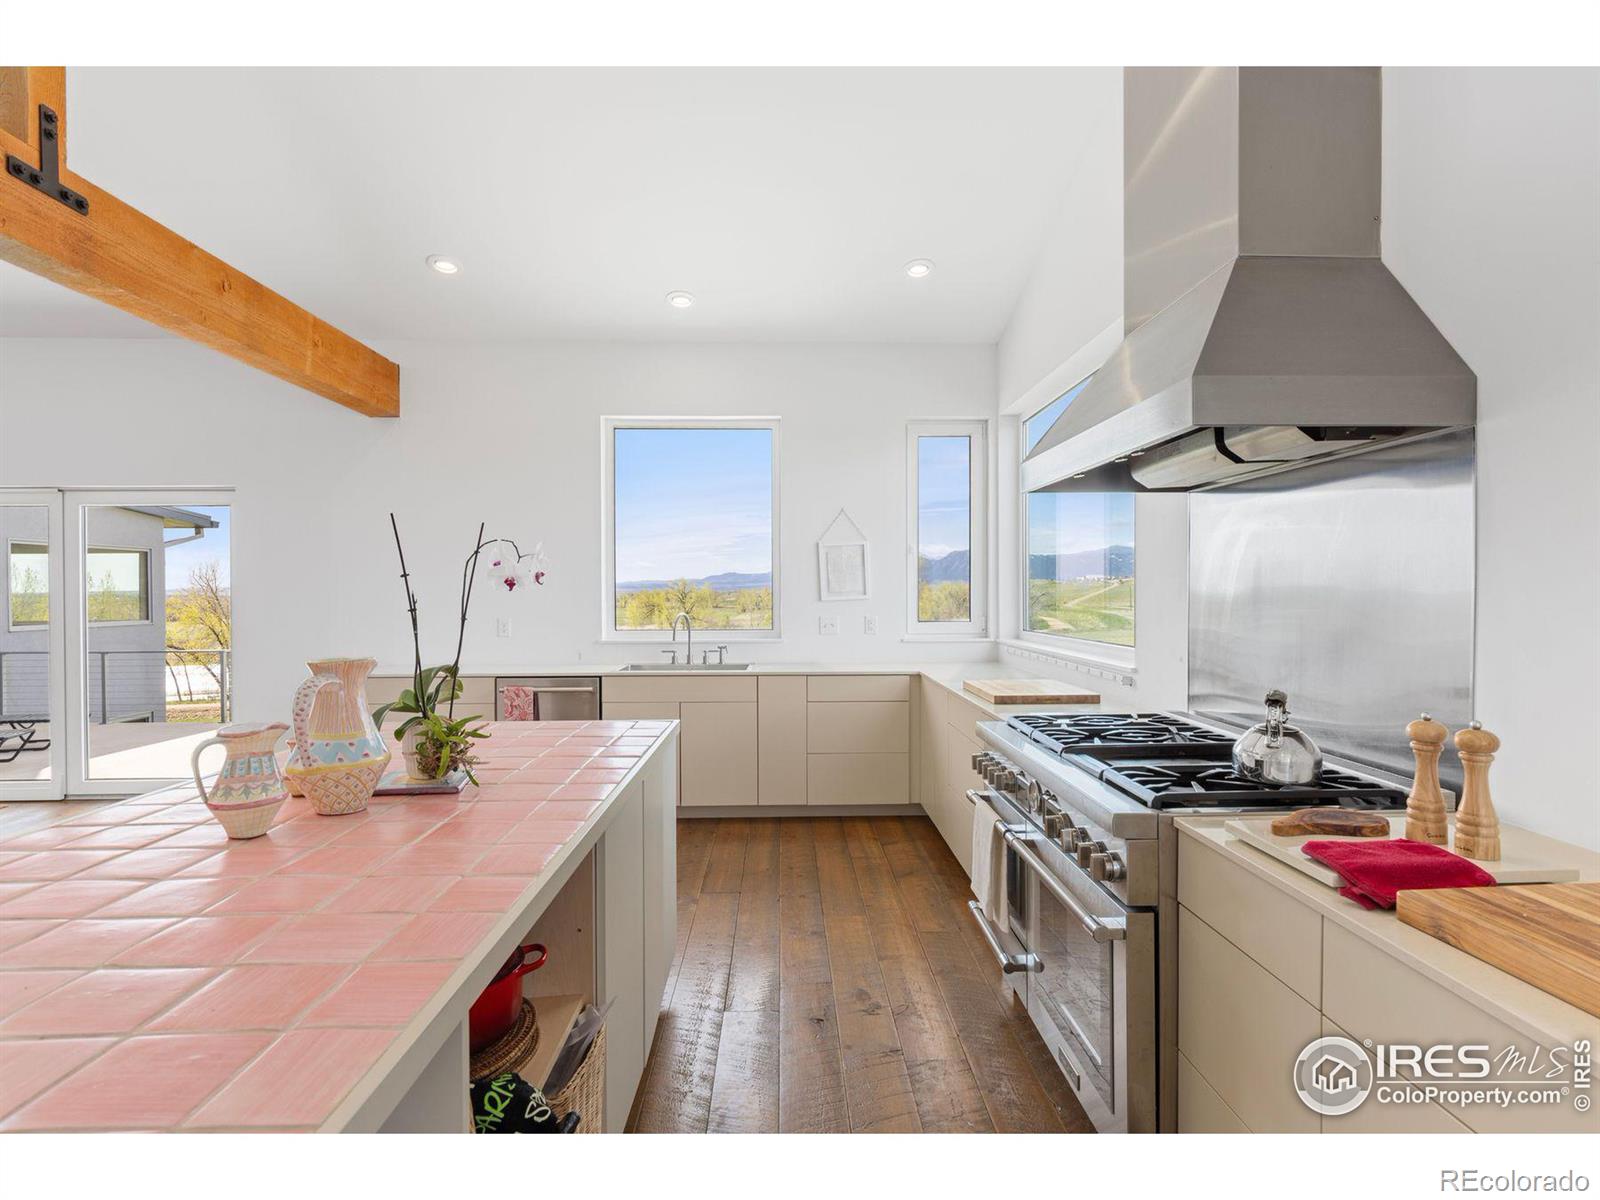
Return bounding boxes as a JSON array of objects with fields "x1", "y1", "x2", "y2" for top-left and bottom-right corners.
[
  {"x1": 1019, "y1": 774, "x2": 1040, "y2": 808},
  {"x1": 1061, "y1": 825, "x2": 1089, "y2": 851},
  {"x1": 970, "y1": 752, "x2": 992, "y2": 773},
  {"x1": 1075, "y1": 839, "x2": 1107, "y2": 868},
  {"x1": 1089, "y1": 852, "x2": 1127, "y2": 883},
  {"x1": 1039, "y1": 797, "x2": 1065, "y2": 839}
]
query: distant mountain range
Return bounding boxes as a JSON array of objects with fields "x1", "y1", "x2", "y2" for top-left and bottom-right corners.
[
  {"x1": 1028, "y1": 544, "x2": 1133, "y2": 580},
  {"x1": 917, "y1": 548, "x2": 970, "y2": 584},
  {"x1": 616, "y1": 571, "x2": 773, "y2": 593}
]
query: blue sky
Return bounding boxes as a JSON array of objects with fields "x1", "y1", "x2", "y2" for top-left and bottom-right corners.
[
  {"x1": 1027, "y1": 492, "x2": 1134, "y2": 556},
  {"x1": 1023, "y1": 375, "x2": 1092, "y2": 454},
  {"x1": 917, "y1": 435, "x2": 971, "y2": 560},
  {"x1": 163, "y1": 505, "x2": 231, "y2": 589},
  {"x1": 615, "y1": 428, "x2": 773, "y2": 583}
]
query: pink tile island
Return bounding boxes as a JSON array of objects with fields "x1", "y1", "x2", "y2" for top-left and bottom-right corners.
[{"x1": 0, "y1": 720, "x2": 679, "y2": 1133}]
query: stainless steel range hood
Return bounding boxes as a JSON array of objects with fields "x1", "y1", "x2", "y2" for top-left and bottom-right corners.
[{"x1": 1023, "y1": 68, "x2": 1476, "y2": 494}]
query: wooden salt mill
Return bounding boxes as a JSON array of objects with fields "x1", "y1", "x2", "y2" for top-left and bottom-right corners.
[
  {"x1": 1452, "y1": 720, "x2": 1501, "y2": 861},
  {"x1": 1403, "y1": 713, "x2": 1449, "y2": 845}
]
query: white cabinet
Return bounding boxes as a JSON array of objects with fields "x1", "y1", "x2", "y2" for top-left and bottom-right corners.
[
  {"x1": 598, "y1": 779, "x2": 646, "y2": 1133},
  {"x1": 680, "y1": 701, "x2": 758, "y2": 807},
  {"x1": 640, "y1": 738, "x2": 678, "y2": 1055},
  {"x1": 806, "y1": 752, "x2": 909, "y2": 806}
]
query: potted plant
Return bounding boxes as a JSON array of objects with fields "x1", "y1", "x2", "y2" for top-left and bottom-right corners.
[{"x1": 385, "y1": 515, "x2": 546, "y2": 785}]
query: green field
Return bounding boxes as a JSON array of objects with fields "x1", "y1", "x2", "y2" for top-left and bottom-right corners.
[
  {"x1": 615, "y1": 583, "x2": 773, "y2": 631},
  {"x1": 918, "y1": 581, "x2": 971, "y2": 623},
  {"x1": 1027, "y1": 577, "x2": 1135, "y2": 646}
]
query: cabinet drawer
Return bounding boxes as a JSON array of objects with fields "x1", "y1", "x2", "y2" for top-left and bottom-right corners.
[
  {"x1": 1322, "y1": 921, "x2": 1597, "y2": 1134},
  {"x1": 944, "y1": 692, "x2": 990, "y2": 739},
  {"x1": 1178, "y1": 832, "x2": 1321, "y2": 1004},
  {"x1": 806, "y1": 701, "x2": 909, "y2": 753},
  {"x1": 603, "y1": 674, "x2": 757, "y2": 703},
  {"x1": 806, "y1": 753, "x2": 909, "y2": 806},
  {"x1": 1177, "y1": 1051, "x2": 1249, "y2": 1133},
  {"x1": 370, "y1": 674, "x2": 494, "y2": 706},
  {"x1": 1178, "y1": 905, "x2": 1321, "y2": 1132},
  {"x1": 938, "y1": 727, "x2": 983, "y2": 875},
  {"x1": 807, "y1": 674, "x2": 911, "y2": 702},
  {"x1": 602, "y1": 701, "x2": 681, "y2": 721}
]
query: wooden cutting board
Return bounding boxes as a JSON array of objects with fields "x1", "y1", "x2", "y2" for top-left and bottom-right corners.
[
  {"x1": 1397, "y1": 882, "x2": 1600, "y2": 1017},
  {"x1": 963, "y1": 678, "x2": 1100, "y2": 705}
]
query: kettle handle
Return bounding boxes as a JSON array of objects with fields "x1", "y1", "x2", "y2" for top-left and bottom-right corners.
[{"x1": 1263, "y1": 689, "x2": 1289, "y2": 745}]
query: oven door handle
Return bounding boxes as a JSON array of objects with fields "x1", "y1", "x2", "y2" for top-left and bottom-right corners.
[
  {"x1": 965, "y1": 901, "x2": 1042, "y2": 973},
  {"x1": 1002, "y1": 825, "x2": 1126, "y2": 944}
]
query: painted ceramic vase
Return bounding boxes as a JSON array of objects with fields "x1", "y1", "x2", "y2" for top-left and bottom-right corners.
[
  {"x1": 285, "y1": 656, "x2": 391, "y2": 816},
  {"x1": 191, "y1": 722, "x2": 290, "y2": 839}
]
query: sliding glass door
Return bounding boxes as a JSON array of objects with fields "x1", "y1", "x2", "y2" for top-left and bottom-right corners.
[
  {"x1": 0, "y1": 492, "x2": 67, "y2": 799},
  {"x1": 0, "y1": 488, "x2": 233, "y2": 799}
]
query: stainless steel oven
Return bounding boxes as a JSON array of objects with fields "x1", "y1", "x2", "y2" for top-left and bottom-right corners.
[{"x1": 968, "y1": 788, "x2": 1157, "y2": 1133}]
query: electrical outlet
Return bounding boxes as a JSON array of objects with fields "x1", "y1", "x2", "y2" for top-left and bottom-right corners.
[
  {"x1": 863, "y1": 615, "x2": 878, "y2": 635},
  {"x1": 818, "y1": 615, "x2": 839, "y2": 636},
  {"x1": 496, "y1": 617, "x2": 512, "y2": 638}
]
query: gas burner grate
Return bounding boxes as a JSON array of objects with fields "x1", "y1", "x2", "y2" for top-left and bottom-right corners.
[
  {"x1": 1092, "y1": 759, "x2": 1408, "y2": 809},
  {"x1": 1007, "y1": 712, "x2": 1236, "y2": 757}
]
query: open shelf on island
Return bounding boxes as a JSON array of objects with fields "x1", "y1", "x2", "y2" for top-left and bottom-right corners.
[{"x1": 524, "y1": 994, "x2": 586, "y2": 1091}]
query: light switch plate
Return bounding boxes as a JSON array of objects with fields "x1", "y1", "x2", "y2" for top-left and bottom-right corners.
[
  {"x1": 818, "y1": 615, "x2": 839, "y2": 635},
  {"x1": 863, "y1": 615, "x2": 878, "y2": 635}
]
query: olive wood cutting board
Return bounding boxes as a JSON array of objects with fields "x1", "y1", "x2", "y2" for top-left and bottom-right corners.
[
  {"x1": 962, "y1": 678, "x2": 1100, "y2": 705},
  {"x1": 1397, "y1": 882, "x2": 1600, "y2": 1017},
  {"x1": 1223, "y1": 817, "x2": 1581, "y2": 889}
]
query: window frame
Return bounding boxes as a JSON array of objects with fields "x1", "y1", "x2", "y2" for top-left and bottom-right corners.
[
  {"x1": 600, "y1": 416, "x2": 782, "y2": 643},
  {"x1": 7, "y1": 540, "x2": 50, "y2": 631},
  {"x1": 1017, "y1": 384, "x2": 1137, "y2": 668},
  {"x1": 906, "y1": 420, "x2": 988, "y2": 638},
  {"x1": 83, "y1": 544, "x2": 153, "y2": 627}
]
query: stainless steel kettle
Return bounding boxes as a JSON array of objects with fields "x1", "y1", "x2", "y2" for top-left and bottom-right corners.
[{"x1": 1232, "y1": 689, "x2": 1322, "y2": 786}]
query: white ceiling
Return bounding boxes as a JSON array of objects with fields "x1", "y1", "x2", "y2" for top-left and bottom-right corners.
[{"x1": 0, "y1": 67, "x2": 1116, "y2": 344}]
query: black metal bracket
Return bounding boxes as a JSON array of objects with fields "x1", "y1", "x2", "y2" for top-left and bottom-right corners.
[{"x1": 5, "y1": 104, "x2": 89, "y2": 214}]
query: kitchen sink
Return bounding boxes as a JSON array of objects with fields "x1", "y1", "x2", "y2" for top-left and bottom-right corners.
[{"x1": 619, "y1": 662, "x2": 752, "y2": 671}]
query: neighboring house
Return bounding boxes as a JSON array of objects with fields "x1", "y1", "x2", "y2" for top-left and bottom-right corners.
[{"x1": 1, "y1": 505, "x2": 218, "y2": 724}]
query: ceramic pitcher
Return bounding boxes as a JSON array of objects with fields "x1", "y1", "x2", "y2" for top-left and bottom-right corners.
[
  {"x1": 191, "y1": 722, "x2": 290, "y2": 839},
  {"x1": 286, "y1": 656, "x2": 391, "y2": 815}
]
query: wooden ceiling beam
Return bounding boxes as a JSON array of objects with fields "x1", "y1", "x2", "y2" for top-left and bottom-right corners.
[{"x1": 0, "y1": 66, "x2": 399, "y2": 418}]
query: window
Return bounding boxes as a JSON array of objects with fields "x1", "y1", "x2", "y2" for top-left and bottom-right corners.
[
  {"x1": 604, "y1": 419, "x2": 779, "y2": 638},
  {"x1": 908, "y1": 421, "x2": 987, "y2": 636},
  {"x1": 85, "y1": 548, "x2": 151, "y2": 624},
  {"x1": 7, "y1": 542, "x2": 48, "y2": 627},
  {"x1": 1024, "y1": 492, "x2": 1135, "y2": 647},
  {"x1": 1023, "y1": 375, "x2": 1092, "y2": 454}
]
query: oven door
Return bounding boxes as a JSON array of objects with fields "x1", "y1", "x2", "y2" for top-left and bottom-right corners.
[{"x1": 1009, "y1": 830, "x2": 1155, "y2": 1132}]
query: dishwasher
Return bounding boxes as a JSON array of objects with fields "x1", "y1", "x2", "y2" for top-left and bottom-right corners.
[{"x1": 493, "y1": 676, "x2": 601, "y2": 721}]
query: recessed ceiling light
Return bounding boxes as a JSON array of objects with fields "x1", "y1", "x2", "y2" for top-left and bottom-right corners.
[
  {"x1": 666, "y1": 291, "x2": 695, "y2": 309},
  {"x1": 425, "y1": 255, "x2": 461, "y2": 276},
  {"x1": 904, "y1": 259, "x2": 935, "y2": 279}
]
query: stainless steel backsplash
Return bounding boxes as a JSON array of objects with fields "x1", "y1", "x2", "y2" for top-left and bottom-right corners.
[{"x1": 1188, "y1": 429, "x2": 1475, "y2": 792}]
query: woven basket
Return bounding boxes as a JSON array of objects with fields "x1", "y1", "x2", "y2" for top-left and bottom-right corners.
[
  {"x1": 550, "y1": 1023, "x2": 606, "y2": 1134},
  {"x1": 298, "y1": 760, "x2": 387, "y2": 816},
  {"x1": 469, "y1": 999, "x2": 539, "y2": 1081}
]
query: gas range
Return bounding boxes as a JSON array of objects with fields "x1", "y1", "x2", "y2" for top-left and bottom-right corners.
[{"x1": 974, "y1": 711, "x2": 1408, "y2": 907}]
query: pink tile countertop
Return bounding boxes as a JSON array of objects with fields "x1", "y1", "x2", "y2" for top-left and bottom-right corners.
[{"x1": 0, "y1": 719, "x2": 673, "y2": 1133}]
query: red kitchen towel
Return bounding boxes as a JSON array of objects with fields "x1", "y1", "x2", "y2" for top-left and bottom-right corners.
[{"x1": 1301, "y1": 838, "x2": 1496, "y2": 910}]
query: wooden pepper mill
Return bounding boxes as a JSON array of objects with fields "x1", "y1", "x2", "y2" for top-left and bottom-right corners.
[
  {"x1": 1403, "y1": 713, "x2": 1449, "y2": 845},
  {"x1": 1452, "y1": 720, "x2": 1502, "y2": 861}
]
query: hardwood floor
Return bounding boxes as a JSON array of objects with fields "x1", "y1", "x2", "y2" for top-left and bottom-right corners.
[{"x1": 628, "y1": 815, "x2": 1095, "y2": 1134}]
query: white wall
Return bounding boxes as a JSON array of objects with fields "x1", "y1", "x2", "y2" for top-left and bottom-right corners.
[
  {"x1": 991, "y1": 70, "x2": 1188, "y2": 711},
  {"x1": 0, "y1": 338, "x2": 995, "y2": 720},
  {"x1": 1383, "y1": 67, "x2": 1600, "y2": 849}
]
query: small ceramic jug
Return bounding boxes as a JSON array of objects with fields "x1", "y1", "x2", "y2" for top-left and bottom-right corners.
[
  {"x1": 191, "y1": 722, "x2": 290, "y2": 839},
  {"x1": 285, "y1": 656, "x2": 391, "y2": 816}
]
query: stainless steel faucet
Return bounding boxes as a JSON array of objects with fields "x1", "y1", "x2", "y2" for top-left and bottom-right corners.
[{"x1": 671, "y1": 612, "x2": 692, "y2": 667}]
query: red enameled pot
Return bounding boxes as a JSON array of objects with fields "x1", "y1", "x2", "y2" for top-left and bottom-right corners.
[{"x1": 468, "y1": 942, "x2": 548, "y2": 1051}]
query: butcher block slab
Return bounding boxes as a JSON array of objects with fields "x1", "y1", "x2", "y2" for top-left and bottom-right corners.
[
  {"x1": 962, "y1": 678, "x2": 1100, "y2": 705},
  {"x1": 1225, "y1": 817, "x2": 1581, "y2": 889},
  {"x1": 1398, "y1": 883, "x2": 1600, "y2": 1017}
]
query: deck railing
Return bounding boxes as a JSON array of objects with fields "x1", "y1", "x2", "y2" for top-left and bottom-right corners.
[{"x1": 0, "y1": 648, "x2": 231, "y2": 724}]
